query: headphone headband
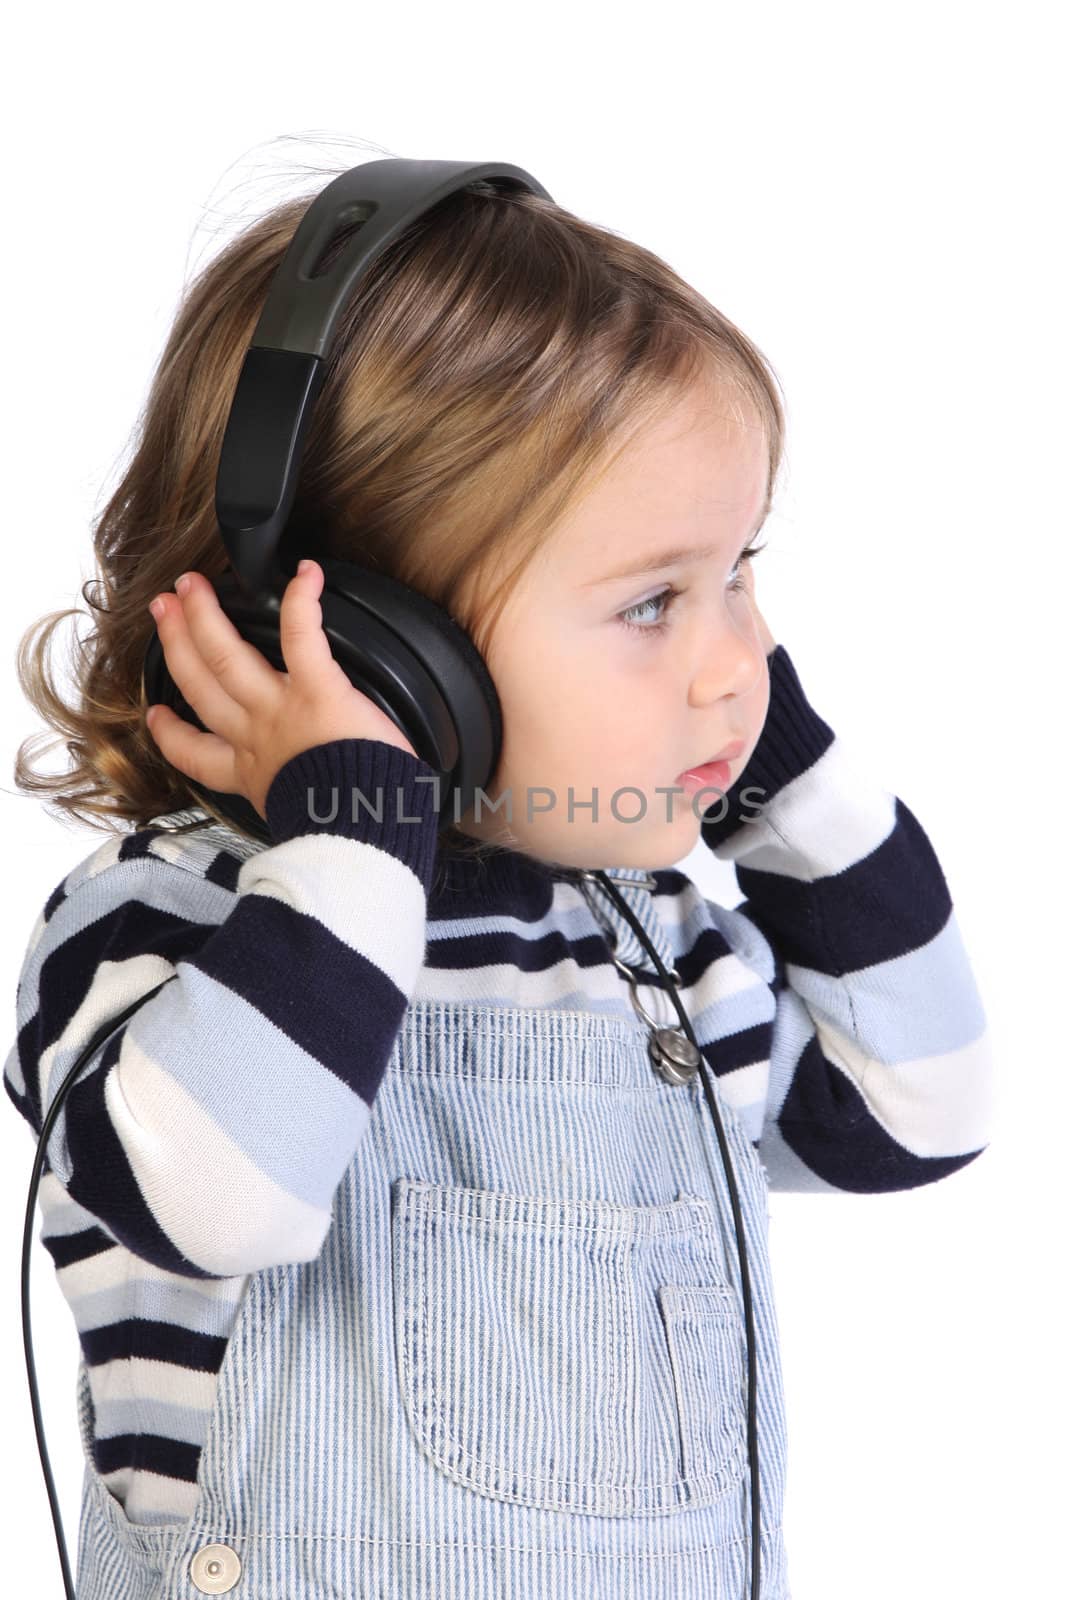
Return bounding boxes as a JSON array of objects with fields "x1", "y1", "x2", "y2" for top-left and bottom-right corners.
[{"x1": 215, "y1": 158, "x2": 553, "y2": 599}]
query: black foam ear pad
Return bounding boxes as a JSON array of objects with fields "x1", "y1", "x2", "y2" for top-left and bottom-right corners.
[
  {"x1": 313, "y1": 557, "x2": 503, "y2": 802},
  {"x1": 404, "y1": 589, "x2": 502, "y2": 752},
  {"x1": 333, "y1": 561, "x2": 504, "y2": 772},
  {"x1": 141, "y1": 557, "x2": 504, "y2": 846}
]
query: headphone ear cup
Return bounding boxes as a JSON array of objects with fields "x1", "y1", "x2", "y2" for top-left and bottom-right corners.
[
  {"x1": 141, "y1": 559, "x2": 503, "y2": 843},
  {"x1": 313, "y1": 557, "x2": 504, "y2": 814},
  {"x1": 330, "y1": 560, "x2": 503, "y2": 772}
]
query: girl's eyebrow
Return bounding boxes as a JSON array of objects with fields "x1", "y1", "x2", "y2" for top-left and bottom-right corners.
[
  {"x1": 581, "y1": 507, "x2": 770, "y2": 588},
  {"x1": 582, "y1": 539, "x2": 721, "y2": 587}
]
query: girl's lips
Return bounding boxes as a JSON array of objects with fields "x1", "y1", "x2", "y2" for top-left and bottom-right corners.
[
  {"x1": 675, "y1": 740, "x2": 745, "y2": 787},
  {"x1": 676, "y1": 759, "x2": 733, "y2": 795}
]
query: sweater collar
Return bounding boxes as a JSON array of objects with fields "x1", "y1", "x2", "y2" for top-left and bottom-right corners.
[
  {"x1": 428, "y1": 836, "x2": 678, "y2": 980},
  {"x1": 429, "y1": 834, "x2": 658, "y2": 900}
]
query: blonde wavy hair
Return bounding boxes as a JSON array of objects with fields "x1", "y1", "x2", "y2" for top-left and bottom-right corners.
[{"x1": 11, "y1": 153, "x2": 786, "y2": 863}]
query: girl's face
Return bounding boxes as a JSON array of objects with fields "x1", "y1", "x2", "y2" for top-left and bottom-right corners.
[{"x1": 455, "y1": 375, "x2": 773, "y2": 871}]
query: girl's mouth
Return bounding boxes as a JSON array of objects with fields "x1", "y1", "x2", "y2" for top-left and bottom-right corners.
[{"x1": 676, "y1": 759, "x2": 733, "y2": 796}]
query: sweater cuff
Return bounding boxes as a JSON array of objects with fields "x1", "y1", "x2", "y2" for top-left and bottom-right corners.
[
  {"x1": 699, "y1": 645, "x2": 836, "y2": 850},
  {"x1": 265, "y1": 738, "x2": 442, "y2": 887}
]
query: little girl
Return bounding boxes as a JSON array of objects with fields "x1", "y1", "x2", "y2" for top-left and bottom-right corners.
[{"x1": 5, "y1": 170, "x2": 993, "y2": 1600}]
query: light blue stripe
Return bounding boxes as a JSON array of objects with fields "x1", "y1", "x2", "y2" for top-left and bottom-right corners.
[
  {"x1": 69, "y1": 1276, "x2": 248, "y2": 1339},
  {"x1": 89, "y1": 1395, "x2": 219, "y2": 1450},
  {"x1": 14, "y1": 852, "x2": 232, "y2": 1021},
  {"x1": 126, "y1": 961, "x2": 374, "y2": 1210},
  {"x1": 785, "y1": 910, "x2": 988, "y2": 1061}
]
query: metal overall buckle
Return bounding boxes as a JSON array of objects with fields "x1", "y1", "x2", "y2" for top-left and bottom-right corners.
[
  {"x1": 577, "y1": 871, "x2": 702, "y2": 1087},
  {"x1": 611, "y1": 948, "x2": 702, "y2": 1086}
]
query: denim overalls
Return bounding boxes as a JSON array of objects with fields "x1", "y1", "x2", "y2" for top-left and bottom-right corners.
[{"x1": 71, "y1": 864, "x2": 791, "y2": 1599}]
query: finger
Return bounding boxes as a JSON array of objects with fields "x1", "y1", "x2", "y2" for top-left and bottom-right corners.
[
  {"x1": 174, "y1": 572, "x2": 280, "y2": 711},
  {"x1": 145, "y1": 702, "x2": 241, "y2": 795},
  {"x1": 151, "y1": 592, "x2": 250, "y2": 743},
  {"x1": 277, "y1": 560, "x2": 342, "y2": 685}
]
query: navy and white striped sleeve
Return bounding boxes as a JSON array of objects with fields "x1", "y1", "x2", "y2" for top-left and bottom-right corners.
[
  {"x1": 3, "y1": 738, "x2": 440, "y2": 1276},
  {"x1": 699, "y1": 645, "x2": 995, "y2": 1195}
]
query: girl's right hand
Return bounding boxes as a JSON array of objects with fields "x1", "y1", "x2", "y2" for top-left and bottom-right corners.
[{"x1": 145, "y1": 559, "x2": 419, "y2": 823}]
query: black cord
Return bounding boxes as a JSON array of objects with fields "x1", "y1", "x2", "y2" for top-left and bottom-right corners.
[
  {"x1": 22, "y1": 976, "x2": 177, "y2": 1600},
  {"x1": 585, "y1": 869, "x2": 761, "y2": 1600}
]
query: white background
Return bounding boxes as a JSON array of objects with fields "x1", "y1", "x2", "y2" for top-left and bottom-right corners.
[{"x1": 1, "y1": 3, "x2": 1062, "y2": 1595}]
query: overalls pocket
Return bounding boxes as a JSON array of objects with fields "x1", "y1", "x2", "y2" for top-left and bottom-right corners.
[
  {"x1": 657, "y1": 1284, "x2": 747, "y2": 1495},
  {"x1": 391, "y1": 1176, "x2": 748, "y2": 1517}
]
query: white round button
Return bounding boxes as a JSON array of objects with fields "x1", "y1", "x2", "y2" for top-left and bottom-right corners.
[{"x1": 189, "y1": 1541, "x2": 242, "y2": 1593}]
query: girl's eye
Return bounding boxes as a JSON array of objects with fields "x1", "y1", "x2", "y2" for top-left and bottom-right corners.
[
  {"x1": 617, "y1": 584, "x2": 684, "y2": 635},
  {"x1": 616, "y1": 540, "x2": 767, "y2": 638}
]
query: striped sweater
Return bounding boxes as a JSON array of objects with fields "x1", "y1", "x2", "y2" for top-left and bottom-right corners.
[{"x1": 4, "y1": 643, "x2": 994, "y2": 1527}]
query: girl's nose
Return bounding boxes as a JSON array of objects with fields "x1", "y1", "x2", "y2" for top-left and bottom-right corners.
[{"x1": 687, "y1": 617, "x2": 764, "y2": 709}]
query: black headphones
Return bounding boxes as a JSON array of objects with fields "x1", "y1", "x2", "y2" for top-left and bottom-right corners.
[
  {"x1": 21, "y1": 157, "x2": 763, "y2": 1600},
  {"x1": 140, "y1": 157, "x2": 548, "y2": 842}
]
